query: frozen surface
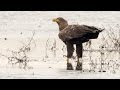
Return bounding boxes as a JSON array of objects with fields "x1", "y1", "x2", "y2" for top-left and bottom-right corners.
[{"x1": 0, "y1": 11, "x2": 120, "y2": 79}]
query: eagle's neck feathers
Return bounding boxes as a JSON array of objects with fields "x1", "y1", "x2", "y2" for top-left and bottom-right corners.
[{"x1": 57, "y1": 22, "x2": 68, "y2": 31}]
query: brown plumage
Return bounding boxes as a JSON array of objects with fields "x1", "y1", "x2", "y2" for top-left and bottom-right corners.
[{"x1": 53, "y1": 17, "x2": 104, "y2": 70}]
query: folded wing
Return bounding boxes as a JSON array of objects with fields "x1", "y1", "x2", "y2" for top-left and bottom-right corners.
[{"x1": 58, "y1": 25, "x2": 103, "y2": 42}]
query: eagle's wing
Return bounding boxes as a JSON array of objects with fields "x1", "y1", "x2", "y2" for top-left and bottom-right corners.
[{"x1": 58, "y1": 25, "x2": 101, "y2": 41}]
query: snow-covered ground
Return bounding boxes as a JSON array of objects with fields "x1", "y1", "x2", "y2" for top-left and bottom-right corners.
[{"x1": 0, "y1": 11, "x2": 120, "y2": 79}]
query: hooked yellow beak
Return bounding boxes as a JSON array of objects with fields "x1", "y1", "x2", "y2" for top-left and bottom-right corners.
[{"x1": 52, "y1": 18, "x2": 59, "y2": 22}]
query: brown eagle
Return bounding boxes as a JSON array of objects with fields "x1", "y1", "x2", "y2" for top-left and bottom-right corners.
[{"x1": 53, "y1": 17, "x2": 104, "y2": 70}]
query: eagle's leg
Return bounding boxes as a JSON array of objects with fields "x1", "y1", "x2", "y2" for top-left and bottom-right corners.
[
  {"x1": 66, "y1": 42, "x2": 74, "y2": 70},
  {"x1": 67, "y1": 58, "x2": 73, "y2": 70},
  {"x1": 76, "y1": 43, "x2": 83, "y2": 71},
  {"x1": 76, "y1": 58, "x2": 82, "y2": 71}
]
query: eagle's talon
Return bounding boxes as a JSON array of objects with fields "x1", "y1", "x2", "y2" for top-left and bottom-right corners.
[
  {"x1": 67, "y1": 63, "x2": 73, "y2": 70},
  {"x1": 76, "y1": 62, "x2": 82, "y2": 71}
]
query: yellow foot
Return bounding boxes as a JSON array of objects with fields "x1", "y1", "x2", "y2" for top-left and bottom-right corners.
[
  {"x1": 67, "y1": 63, "x2": 74, "y2": 70},
  {"x1": 76, "y1": 62, "x2": 82, "y2": 71}
]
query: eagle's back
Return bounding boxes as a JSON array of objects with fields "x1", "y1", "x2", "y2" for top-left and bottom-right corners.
[{"x1": 58, "y1": 25, "x2": 103, "y2": 42}]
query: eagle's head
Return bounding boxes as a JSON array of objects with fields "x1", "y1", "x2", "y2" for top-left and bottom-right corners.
[
  {"x1": 53, "y1": 17, "x2": 66, "y2": 23},
  {"x1": 53, "y1": 17, "x2": 68, "y2": 31}
]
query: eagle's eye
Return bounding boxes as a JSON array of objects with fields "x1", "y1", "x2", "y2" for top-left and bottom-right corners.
[{"x1": 57, "y1": 17, "x2": 65, "y2": 21}]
